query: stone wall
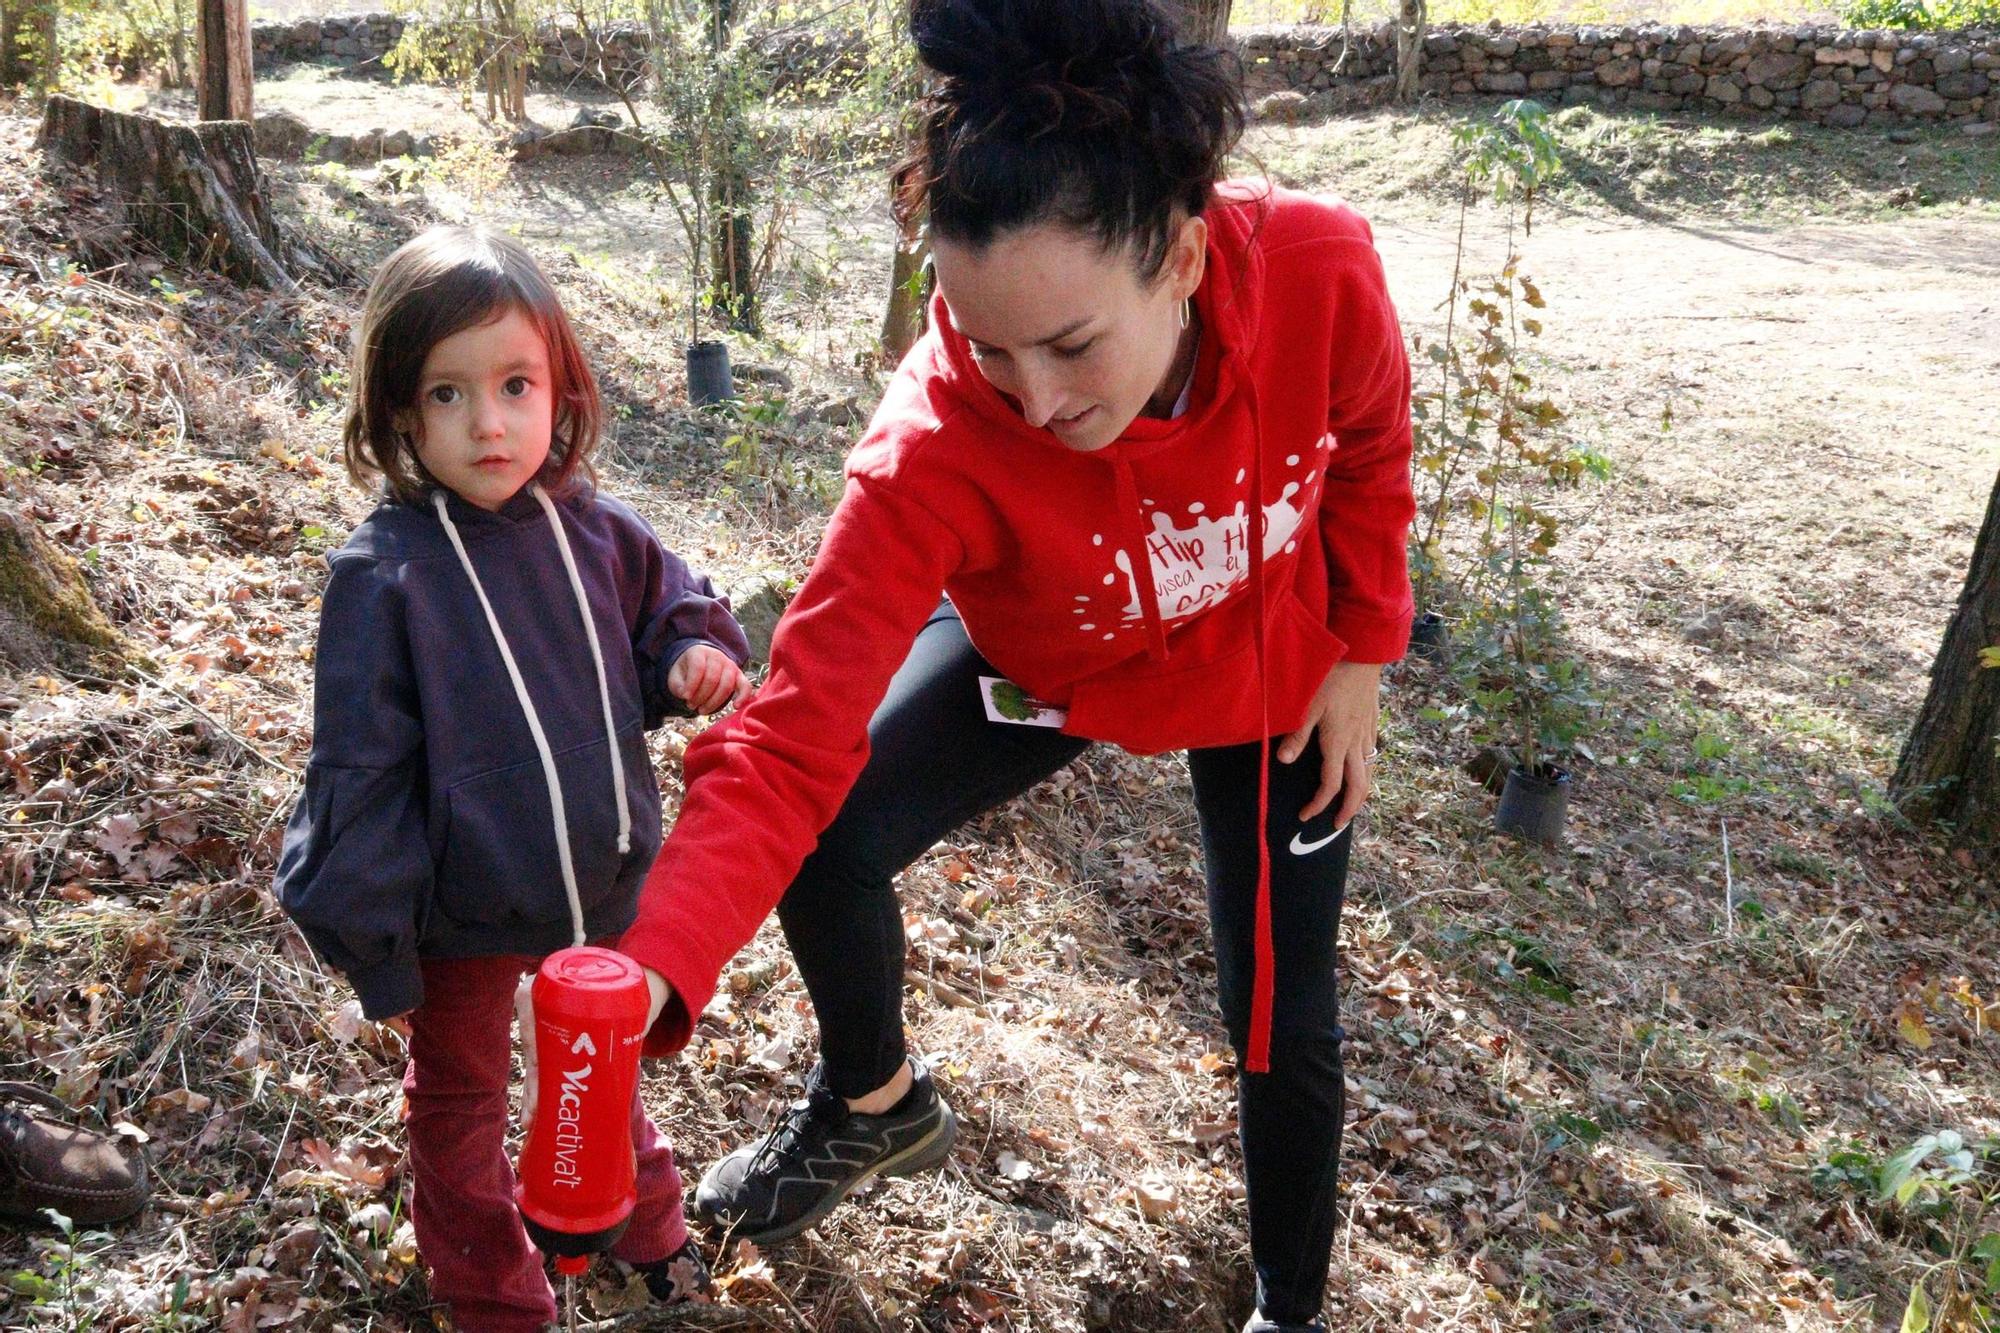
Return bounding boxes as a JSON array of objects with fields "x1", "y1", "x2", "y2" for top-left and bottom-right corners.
[
  {"x1": 249, "y1": 13, "x2": 854, "y2": 93},
  {"x1": 245, "y1": 13, "x2": 1998, "y2": 132},
  {"x1": 1241, "y1": 22, "x2": 2000, "y2": 130},
  {"x1": 251, "y1": 13, "x2": 652, "y2": 88}
]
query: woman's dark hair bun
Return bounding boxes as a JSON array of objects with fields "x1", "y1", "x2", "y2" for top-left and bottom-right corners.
[{"x1": 897, "y1": 0, "x2": 1245, "y2": 279}]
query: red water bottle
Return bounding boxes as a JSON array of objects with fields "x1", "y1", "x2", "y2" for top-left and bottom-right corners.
[{"x1": 515, "y1": 946, "x2": 650, "y2": 1273}]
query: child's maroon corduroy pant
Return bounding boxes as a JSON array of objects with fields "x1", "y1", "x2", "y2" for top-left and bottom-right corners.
[{"x1": 403, "y1": 953, "x2": 689, "y2": 1332}]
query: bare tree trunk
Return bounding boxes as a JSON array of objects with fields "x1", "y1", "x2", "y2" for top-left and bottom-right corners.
[
  {"x1": 706, "y1": 0, "x2": 757, "y2": 333},
  {"x1": 493, "y1": 0, "x2": 527, "y2": 121},
  {"x1": 1170, "y1": 0, "x2": 1232, "y2": 44},
  {"x1": 3, "y1": 0, "x2": 59, "y2": 92},
  {"x1": 879, "y1": 224, "x2": 930, "y2": 367},
  {"x1": 169, "y1": 0, "x2": 191, "y2": 89},
  {"x1": 0, "y1": 4, "x2": 21, "y2": 89},
  {"x1": 30, "y1": 0, "x2": 51, "y2": 91},
  {"x1": 1395, "y1": 0, "x2": 1427, "y2": 103},
  {"x1": 195, "y1": 0, "x2": 253, "y2": 122},
  {"x1": 1893, "y1": 469, "x2": 2000, "y2": 857},
  {"x1": 710, "y1": 164, "x2": 757, "y2": 332}
]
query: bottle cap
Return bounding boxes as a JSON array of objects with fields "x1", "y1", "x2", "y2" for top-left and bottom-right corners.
[{"x1": 540, "y1": 946, "x2": 645, "y2": 994}]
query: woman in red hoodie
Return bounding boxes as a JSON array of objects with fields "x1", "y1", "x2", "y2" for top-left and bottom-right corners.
[{"x1": 621, "y1": 1, "x2": 1414, "y2": 1327}]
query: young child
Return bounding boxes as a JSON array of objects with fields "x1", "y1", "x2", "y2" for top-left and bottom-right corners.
[{"x1": 275, "y1": 225, "x2": 748, "y2": 1333}]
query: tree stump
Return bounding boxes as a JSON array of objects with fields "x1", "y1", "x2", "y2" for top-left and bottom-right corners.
[
  {"x1": 37, "y1": 95, "x2": 309, "y2": 293},
  {"x1": 1893, "y1": 469, "x2": 2000, "y2": 857},
  {"x1": 0, "y1": 501, "x2": 130, "y2": 675}
]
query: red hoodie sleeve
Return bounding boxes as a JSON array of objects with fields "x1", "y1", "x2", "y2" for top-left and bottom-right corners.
[
  {"x1": 621, "y1": 471, "x2": 963, "y2": 1054},
  {"x1": 1319, "y1": 240, "x2": 1417, "y2": 663}
]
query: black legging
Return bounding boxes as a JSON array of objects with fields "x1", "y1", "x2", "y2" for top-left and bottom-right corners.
[{"x1": 774, "y1": 601, "x2": 1351, "y2": 1325}]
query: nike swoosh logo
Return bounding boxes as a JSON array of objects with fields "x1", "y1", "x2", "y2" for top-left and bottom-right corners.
[{"x1": 1288, "y1": 824, "x2": 1349, "y2": 856}]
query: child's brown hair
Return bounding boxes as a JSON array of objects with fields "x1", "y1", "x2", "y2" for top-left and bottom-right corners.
[{"x1": 344, "y1": 226, "x2": 601, "y2": 504}]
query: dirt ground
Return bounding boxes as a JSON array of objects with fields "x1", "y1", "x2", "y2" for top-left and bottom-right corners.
[{"x1": 1, "y1": 75, "x2": 1997, "y2": 1333}]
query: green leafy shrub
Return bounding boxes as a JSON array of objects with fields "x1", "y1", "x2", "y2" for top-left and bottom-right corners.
[{"x1": 1841, "y1": 0, "x2": 2000, "y2": 29}]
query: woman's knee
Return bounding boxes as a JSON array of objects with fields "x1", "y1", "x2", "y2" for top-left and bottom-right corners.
[{"x1": 775, "y1": 831, "x2": 901, "y2": 929}]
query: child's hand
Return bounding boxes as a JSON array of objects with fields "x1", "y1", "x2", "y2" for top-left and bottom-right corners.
[{"x1": 668, "y1": 645, "x2": 749, "y2": 715}]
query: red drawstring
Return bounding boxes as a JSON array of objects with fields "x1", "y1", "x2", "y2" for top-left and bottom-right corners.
[
  {"x1": 1244, "y1": 376, "x2": 1275, "y2": 1075},
  {"x1": 1113, "y1": 458, "x2": 1170, "y2": 662}
]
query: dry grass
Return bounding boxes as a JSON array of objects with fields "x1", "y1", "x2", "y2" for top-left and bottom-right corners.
[{"x1": 0, "y1": 83, "x2": 1996, "y2": 1333}]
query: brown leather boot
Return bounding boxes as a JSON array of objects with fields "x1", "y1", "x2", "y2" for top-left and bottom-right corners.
[{"x1": 0, "y1": 1082, "x2": 150, "y2": 1227}]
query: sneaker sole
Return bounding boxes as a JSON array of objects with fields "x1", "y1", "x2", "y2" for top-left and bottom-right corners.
[{"x1": 703, "y1": 1103, "x2": 959, "y2": 1248}]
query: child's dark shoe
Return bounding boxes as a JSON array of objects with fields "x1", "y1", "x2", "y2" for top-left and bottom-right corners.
[{"x1": 633, "y1": 1237, "x2": 712, "y2": 1304}]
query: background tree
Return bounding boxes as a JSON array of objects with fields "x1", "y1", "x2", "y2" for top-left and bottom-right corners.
[
  {"x1": 1171, "y1": 0, "x2": 1232, "y2": 43},
  {"x1": 0, "y1": 0, "x2": 57, "y2": 91},
  {"x1": 1893, "y1": 469, "x2": 2000, "y2": 854},
  {"x1": 483, "y1": 0, "x2": 528, "y2": 122},
  {"x1": 705, "y1": 0, "x2": 756, "y2": 332},
  {"x1": 195, "y1": 0, "x2": 251, "y2": 121},
  {"x1": 384, "y1": 0, "x2": 528, "y2": 121},
  {"x1": 1396, "y1": 0, "x2": 1427, "y2": 102}
]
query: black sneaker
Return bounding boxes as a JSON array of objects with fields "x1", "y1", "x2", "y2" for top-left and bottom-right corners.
[
  {"x1": 631, "y1": 1237, "x2": 711, "y2": 1304},
  {"x1": 694, "y1": 1057, "x2": 957, "y2": 1245}
]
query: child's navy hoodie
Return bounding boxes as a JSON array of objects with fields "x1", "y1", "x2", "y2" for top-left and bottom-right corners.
[{"x1": 275, "y1": 482, "x2": 748, "y2": 1020}]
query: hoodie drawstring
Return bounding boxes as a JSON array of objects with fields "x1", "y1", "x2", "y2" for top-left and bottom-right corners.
[
  {"x1": 530, "y1": 486, "x2": 632, "y2": 856},
  {"x1": 1240, "y1": 370, "x2": 1277, "y2": 1076},
  {"x1": 433, "y1": 486, "x2": 628, "y2": 948},
  {"x1": 1112, "y1": 457, "x2": 1171, "y2": 662},
  {"x1": 1112, "y1": 352, "x2": 1280, "y2": 1074}
]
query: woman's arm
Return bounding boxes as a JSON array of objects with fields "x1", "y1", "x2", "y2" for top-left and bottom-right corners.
[
  {"x1": 621, "y1": 473, "x2": 964, "y2": 1053},
  {"x1": 1318, "y1": 239, "x2": 1417, "y2": 662},
  {"x1": 1281, "y1": 234, "x2": 1416, "y2": 828}
]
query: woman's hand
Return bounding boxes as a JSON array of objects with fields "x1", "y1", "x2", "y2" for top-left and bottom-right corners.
[
  {"x1": 669, "y1": 645, "x2": 751, "y2": 715},
  {"x1": 517, "y1": 969, "x2": 675, "y2": 1132},
  {"x1": 644, "y1": 967, "x2": 672, "y2": 1032},
  {"x1": 1277, "y1": 660, "x2": 1382, "y2": 827}
]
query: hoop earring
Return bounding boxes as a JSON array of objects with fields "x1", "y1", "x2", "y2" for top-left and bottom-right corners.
[{"x1": 1178, "y1": 297, "x2": 1190, "y2": 331}]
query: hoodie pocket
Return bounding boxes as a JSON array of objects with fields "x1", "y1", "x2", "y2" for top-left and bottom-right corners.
[
  {"x1": 433, "y1": 727, "x2": 657, "y2": 931},
  {"x1": 1064, "y1": 592, "x2": 1345, "y2": 753}
]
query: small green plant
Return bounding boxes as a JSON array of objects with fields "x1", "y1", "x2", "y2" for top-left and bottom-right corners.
[
  {"x1": 1410, "y1": 102, "x2": 1604, "y2": 782},
  {"x1": 147, "y1": 277, "x2": 201, "y2": 306},
  {"x1": 1409, "y1": 99, "x2": 1566, "y2": 617},
  {"x1": 9, "y1": 1208, "x2": 116, "y2": 1332},
  {"x1": 1872, "y1": 1130, "x2": 2000, "y2": 1332},
  {"x1": 721, "y1": 391, "x2": 835, "y2": 513},
  {"x1": 1812, "y1": 1133, "x2": 2000, "y2": 1330},
  {"x1": 1458, "y1": 584, "x2": 1600, "y2": 781},
  {"x1": 1486, "y1": 926, "x2": 1577, "y2": 1003},
  {"x1": 1813, "y1": 1143, "x2": 1882, "y2": 1196},
  {"x1": 423, "y1": 133, "x2": 512, "y2": 205}
]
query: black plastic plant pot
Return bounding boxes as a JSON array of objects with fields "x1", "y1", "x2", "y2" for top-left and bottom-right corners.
[
  {"x1": 1495, "y1": 764, "x2": 1571, "y2": 845},
  {"x1": 1409, "y1": 611, "x2": 1450, "y2": 662},
  {"x1": 686, "y1": 340, "x2": 734, "y2": 407}
]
